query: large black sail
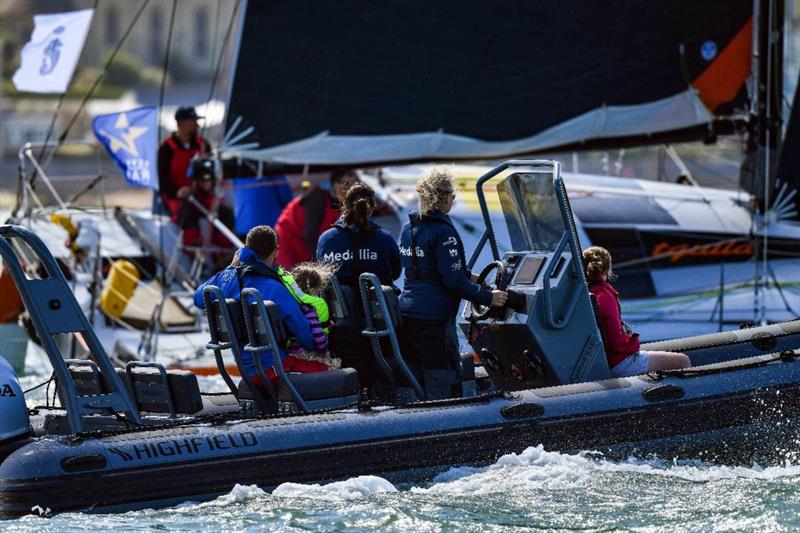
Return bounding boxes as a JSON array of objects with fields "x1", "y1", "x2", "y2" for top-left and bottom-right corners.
[
  {"x1": 227, "y1": 0, "x2": 752, "y2": 166},
  {"x1": 776, "y1": 68, "x2": 800, "y2": 224}
]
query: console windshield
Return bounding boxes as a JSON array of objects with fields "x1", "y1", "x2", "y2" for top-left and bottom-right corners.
[{"x1": 496, "y1": 171, "x2": 567, "y2": 253}]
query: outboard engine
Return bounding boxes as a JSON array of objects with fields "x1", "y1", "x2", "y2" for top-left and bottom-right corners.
[{"x1": 0, "y1": 356, "x2": 30, "y2": 449}]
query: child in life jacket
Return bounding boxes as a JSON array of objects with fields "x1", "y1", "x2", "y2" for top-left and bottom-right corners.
[{"x1": 286, "y1": 262, "x2": 340, "y2": 369}]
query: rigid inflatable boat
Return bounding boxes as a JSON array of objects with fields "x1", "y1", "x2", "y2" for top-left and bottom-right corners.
[{"x1": 2, "y1": 161, "x2": 800, "y2": 517}]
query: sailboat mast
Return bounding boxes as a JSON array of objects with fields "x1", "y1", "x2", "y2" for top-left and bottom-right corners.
[{"x1": 750, "y1": 0, "x2": 784, "y2": 325}]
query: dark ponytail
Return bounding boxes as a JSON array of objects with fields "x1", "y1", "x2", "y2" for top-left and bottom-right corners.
[{"x1": 343, "y1": 183, "x2": 375, "y2": 230}]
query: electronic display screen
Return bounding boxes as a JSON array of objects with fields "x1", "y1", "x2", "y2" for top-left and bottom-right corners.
[{"x1": 514, "y1": 256, "x2": 545, "y2": 284}]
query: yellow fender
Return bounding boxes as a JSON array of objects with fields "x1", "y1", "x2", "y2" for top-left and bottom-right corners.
[{"x1": 100, "y1": 260, "x2": 140, "y2": 318}]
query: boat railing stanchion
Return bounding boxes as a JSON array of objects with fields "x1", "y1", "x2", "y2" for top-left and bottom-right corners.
[
  {"x1": 358, "y1": 272, "x2": 425, "y2": 402},
  {"x1": 241, "y1": 287, "x2": 309, "y2": 413},
  {"x1": 202, "y1": 285, "x2": 272, "y2": 409}
]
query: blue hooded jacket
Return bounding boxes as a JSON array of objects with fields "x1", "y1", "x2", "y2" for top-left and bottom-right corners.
[
  {"x1": 194, "y1": 247, "x2": 316, "y2": 377},
  {"x1": 399, "y1": 210, "x2": 492, "y2": 321},
  {"x1": 316, "y1": 218, "x2": 401, "y2": 287}
]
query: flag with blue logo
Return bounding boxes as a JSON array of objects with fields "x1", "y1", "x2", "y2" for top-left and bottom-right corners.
[
  {"x1": 12, "y1": 9, "x2": 94, "y2": 94},
  {"x1": 93, "y1": 107, "x2": 159, "y2": 189}
]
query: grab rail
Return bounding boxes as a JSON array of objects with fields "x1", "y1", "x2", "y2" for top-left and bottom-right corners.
[
  {"x1": 202, "y1": 285, "x2": 275, "y2": 411},
  {"x1": 240, "y1": 288, "x2": 310, "y2": 413},
  {"x1": 0, "y1": 224, "x2": 141, "y2": 432},
  {"x1": 125, "y1": 361, "x2": 176, "y2": 418},
  {"x1": 358, "y1": 273, "x2": 425, "y2": 401}
]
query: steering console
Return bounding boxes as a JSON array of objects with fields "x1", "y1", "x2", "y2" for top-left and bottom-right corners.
[{"x1": 470, "y1": 260, "x2": 526, "y2": 321}]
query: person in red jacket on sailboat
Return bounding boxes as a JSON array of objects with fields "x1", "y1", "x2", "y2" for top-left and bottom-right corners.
[
  {"x1": 274, "y1": 170, "x2": 357, "y2": 268},
  {"x1": 157, "y1": 106, "x2": 233, "y2": 250},
  {"x1": 583, "y1": 246, "x2": 690, "y2": 377}
]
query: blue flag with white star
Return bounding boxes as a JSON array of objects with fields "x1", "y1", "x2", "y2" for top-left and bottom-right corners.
[{"x1": 93, "y1": 106, "x2": 159, "y2": 189}]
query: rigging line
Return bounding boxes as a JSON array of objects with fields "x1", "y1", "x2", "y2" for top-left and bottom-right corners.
[
  {"x1": 12, "y1": 0, "x2": 101, "y2": 215},
  {"x1": 209, "y1": 0, "x2": 222, "y2": 78},
  {"x1": 767, "y1": 260, "x2": 800, "y2": 317},
  {"x1": 54, "y1": 0, "x2": 150, "y2": 151},
  {"x1": 157, "y1": 0, "x2": 178, "y2": 145},
  {"x1": 157, "y1": 0, "x2": 178, "y2": 288},
  {"x1": 201, "y1": 0, "x2": 242, "y2": 142}
]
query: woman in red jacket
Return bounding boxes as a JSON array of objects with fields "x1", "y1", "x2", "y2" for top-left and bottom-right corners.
[
  {"x1": 274, "y1": 170, "x2": 357, "y2": 269},
  {"x1": 583, "y1": 246, "x2": 690, "y2": 377}
]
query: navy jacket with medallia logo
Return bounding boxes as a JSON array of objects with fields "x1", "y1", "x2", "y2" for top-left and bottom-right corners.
[
  {"x1": 316, "y1": 218, "x2": 401, "y2": 287},
  {"x1": 399, "y1": 210, "x2": 492, "y2": 321}
]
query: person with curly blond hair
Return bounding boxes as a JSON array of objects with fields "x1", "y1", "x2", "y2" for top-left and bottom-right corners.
[
  {"x1": 399, "y1": 168, "x2": 508, "y2": 399},
  {"x1": 583, "y1": 246, "x2": 690, "y2": 376}
]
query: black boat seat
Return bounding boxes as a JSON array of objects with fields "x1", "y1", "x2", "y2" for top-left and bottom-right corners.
[
  {"x1": 236, "y1": 368, "x2": 361, "y2": 406},
  {"x1": 65, "y1": 363, "x2": 204, "y2": 415},
  {"x1": 326, "y1": 278, "x2": 362, "y2": 327},
  {"x1": 125, "y1": 366, "x2": 203, "y2": 415},
  {"x1": 364, "y1": 284, "x2": 401, "y2": 329},
  {"x1": 241, "y1": 289, "x2": 360, "y2": 412},
  {"x1": 195, "y1": 393, "x2": 240, "y2": 416},
  {"x1": 277, "y1": 368, "x2": 360, "y2": 402}
]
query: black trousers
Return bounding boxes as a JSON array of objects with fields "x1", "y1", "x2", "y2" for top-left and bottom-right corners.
[
  {"x1": 401, "y1": 317, "x2": 461, "y2": 400},
  {"x1": 329, "y1": 322, "x2": 378, "y2": 387}
]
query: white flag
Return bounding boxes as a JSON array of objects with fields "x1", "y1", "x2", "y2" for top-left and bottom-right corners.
[{"x1": 12, "y1": 8, "x2": 94, "y2": 94}]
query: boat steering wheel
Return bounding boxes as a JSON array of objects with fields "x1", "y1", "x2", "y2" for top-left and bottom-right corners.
[{"x1": 470, "y1": 260, "x2": 505, "y2": 321}]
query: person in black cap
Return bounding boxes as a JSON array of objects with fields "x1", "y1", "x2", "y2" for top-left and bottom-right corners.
[
  {"x1": 157, "y1": 106, "x2": 211, "y2": 222},
  {"x1": 157, "y1": 107, "x2": 232, "y2": 251}
]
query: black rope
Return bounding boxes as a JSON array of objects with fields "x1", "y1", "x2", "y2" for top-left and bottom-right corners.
[
  {"x1": 23, "y1": 372, "x2": 55, "y2": 396},
  {"x1": 208, "y1": 0, "x2": 223, "y2": 92}
]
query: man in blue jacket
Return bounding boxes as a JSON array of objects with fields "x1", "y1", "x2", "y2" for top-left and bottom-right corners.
[
  {"x1": 194, "y1": 225, "x2": 323, "y2": 386},
  {"x1": 400, "y1": 169, "x2": 507, "y2": 399}
]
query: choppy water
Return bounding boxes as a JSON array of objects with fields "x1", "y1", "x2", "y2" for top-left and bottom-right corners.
[
  {"x1": 8, "y1": 352, "x2": 800, "y2": 531},
  {"x1": 6, "y1": 446, "x2": 800, "y2": 532}
]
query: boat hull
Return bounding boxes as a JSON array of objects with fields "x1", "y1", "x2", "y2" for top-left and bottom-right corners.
[{"x1": 3, "y1": 353, "x2": 800, "y2": 517}]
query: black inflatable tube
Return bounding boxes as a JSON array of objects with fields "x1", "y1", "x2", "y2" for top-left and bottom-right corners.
[{"x1": 4, "y1": 381, "x2": 800, "y2": 517}]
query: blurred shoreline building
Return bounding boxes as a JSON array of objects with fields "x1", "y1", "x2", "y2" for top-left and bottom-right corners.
[{"x1": 1, "y1": 0, "x2": 236, "y2": 158}]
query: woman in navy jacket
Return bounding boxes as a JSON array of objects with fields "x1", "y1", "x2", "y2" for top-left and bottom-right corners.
[
  {"x1": 317, "y1": 183, "x2": 401, "y2": 385},
  {"x1": 316, "y1": 183, "x2": 401, "y2": 288},
  {"x1": 399, "y1": 168, "x2": 507, "y2": 399}
]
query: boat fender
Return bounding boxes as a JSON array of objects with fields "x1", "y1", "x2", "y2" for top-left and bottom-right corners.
[
  {"x1": 100, "y1": 260, "x2": 140, "y2": 318},
  {"x1": 750, "y1": 332, "x2": 777, "y2": 352},
  {"x1": 501, "y1": 402, "x2": 545, "y2": 419},
  {"x1": 0, "y1": 355, "x2": 30, "y2": 445},
  {"x1": 642, "y1": 384, "x2": 685, "y2": 402}
]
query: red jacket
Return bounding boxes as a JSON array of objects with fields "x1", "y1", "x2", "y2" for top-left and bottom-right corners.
[
  {"x1": 274, "y1": 187, "x2": 340, "y2": 268},
  {"x1": 588, "y1": 278, "x2": 640, "y2": 368}
]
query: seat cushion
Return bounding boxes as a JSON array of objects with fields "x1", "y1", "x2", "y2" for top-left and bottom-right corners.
[
  {"x1": 278, "y1": 368, "x2": 360, "y2": 402},
  {"x1": 126, "y1": 367, "x2": 203, "y2": 414}
]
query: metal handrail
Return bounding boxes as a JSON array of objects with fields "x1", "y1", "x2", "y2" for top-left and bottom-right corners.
[
  {"x1": 471, "y1": 160, "x2": 562, "y2": 267},
  {"x1": 125, "y1": 361, "x2": 177, "y2": 418},
  {"x1": 240, "y1": 288, "x2": 309, "y2": 412},
  {"x1": 358, "y1": 273, "x2": 425, "y2": 401},
  {"x1": 0, "y1": 224, "x2": 141, "y2": 432},
  {"x1": 202, "y1": 285, "x2": 269, "y2": 404}
]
